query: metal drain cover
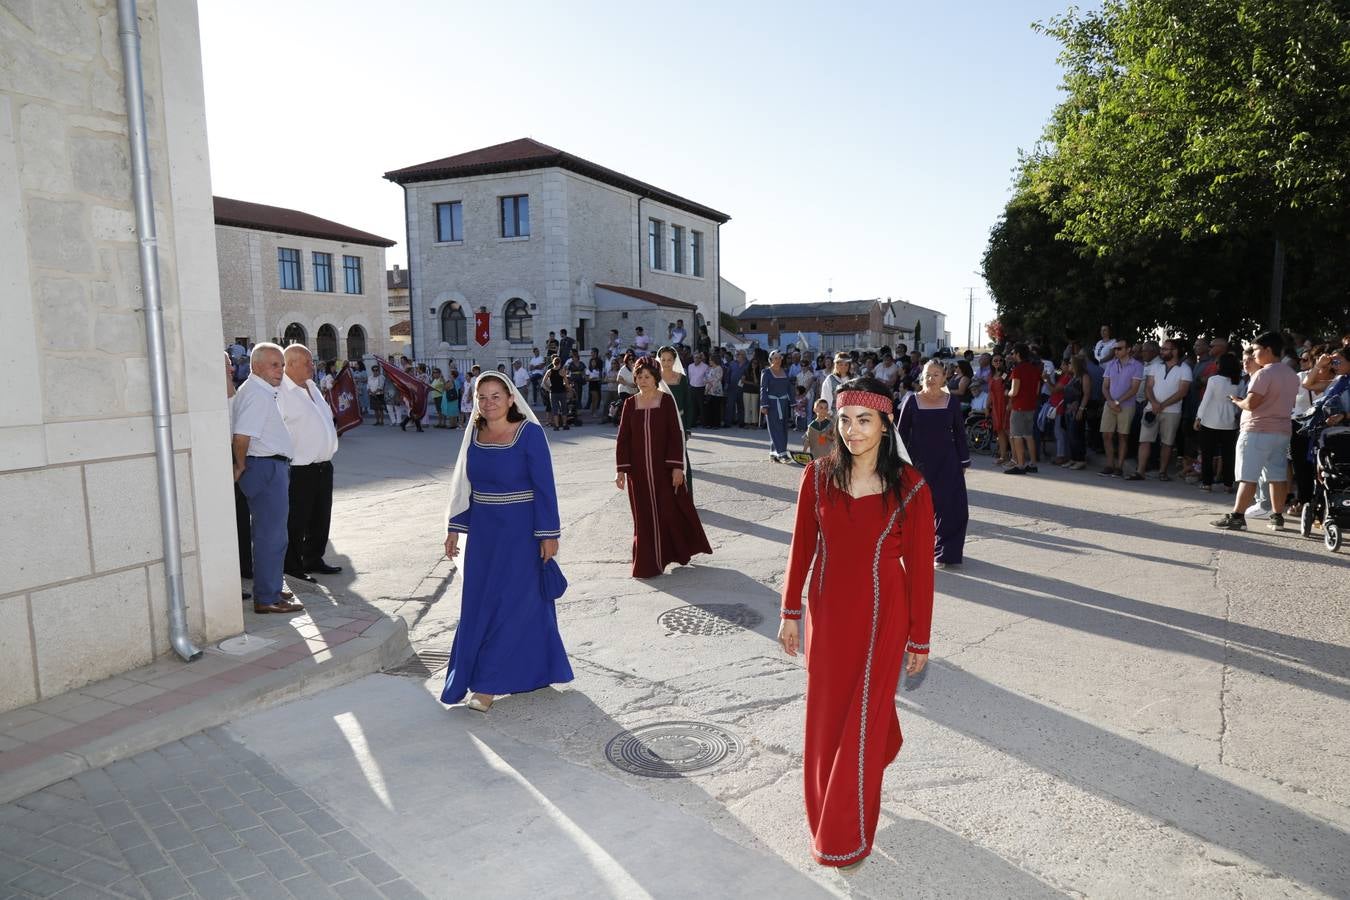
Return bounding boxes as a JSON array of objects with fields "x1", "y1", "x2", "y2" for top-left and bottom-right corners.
[
  {"x1": 384, "y1": 649, "x2": 450, "y2": 678},
  {"x1": 658, "y1": 604, "x2": 763, "y2": 636},
  {"x1": 605, "y1": 721, "x2": 741, "y2": 777}
]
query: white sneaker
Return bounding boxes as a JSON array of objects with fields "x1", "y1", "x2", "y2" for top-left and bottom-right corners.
[{"x1": 1245, "y1": 503, "x2": 1271, "y2": 520}]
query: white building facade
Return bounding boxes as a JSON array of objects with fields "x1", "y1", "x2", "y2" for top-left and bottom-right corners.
[
  {"x1": 0, "y1": 0, "x2": 240, "y2": 711},
  {"x1": 385, "y1": 139, "x2": 730, "y2": 367},
  {"x1": 214, "y1": 197, "x2": 394, "y2": 364}
]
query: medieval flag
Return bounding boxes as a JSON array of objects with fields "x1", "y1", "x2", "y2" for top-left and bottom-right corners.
[
  {"x1": 328, "y1": 363, "x2": 362, "y2": 436},
  {"x1": 474, "y1": 309, "x2": 490, "y2": 347},
  {"x1": 380, "y1": 361, "x2": 429, "y2": 421}
]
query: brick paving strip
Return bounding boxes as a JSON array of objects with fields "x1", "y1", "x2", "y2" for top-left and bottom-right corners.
[
  {"x1": 0, "y1": 728, "x2": 427, "y2": 899},
  {"x1": 0, "y1": 607, "x2": 410, "y2": 807}
]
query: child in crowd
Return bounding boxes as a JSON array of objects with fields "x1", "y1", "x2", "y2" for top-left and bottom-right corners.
[
  {"x1": 793, "y1": 385, "x2": 809, "y2": 430},
  {"x1": 803, "y1": 398, "x2": 834, "y2": 461}
]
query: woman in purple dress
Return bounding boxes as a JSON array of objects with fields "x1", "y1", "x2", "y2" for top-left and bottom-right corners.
[{"x1": 898, "y1": 360, "x2": 970, "y2": 568}]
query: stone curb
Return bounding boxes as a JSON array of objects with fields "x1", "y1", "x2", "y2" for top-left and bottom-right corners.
[{"x1": 0, "y1": 614, "x2": 411, "y2": 805}]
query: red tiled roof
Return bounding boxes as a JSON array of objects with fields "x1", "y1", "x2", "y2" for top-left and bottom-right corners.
[
  {"x1": 384, "y1": 138, "x2": 730, "y2": 224},
  {"x1": 389, "y1": 319, "x2": 411, "y2": 336},
  {"x1": 214, "y1": 197, "x2": 396, "y2": 248},
  {"x1": 595, "y1": 283, "x2": 698, "y2": 311}
]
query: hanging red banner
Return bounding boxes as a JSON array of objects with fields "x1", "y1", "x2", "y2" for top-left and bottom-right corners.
[{"x1": 474, "y1": 310, "x2": 490, "y2": 347}]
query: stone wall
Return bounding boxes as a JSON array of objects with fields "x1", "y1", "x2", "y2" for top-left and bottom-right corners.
[
  {"x1": 0, "y1": 0, "x2": 240, "y2": 711},
  {"x1": 215, "y1": 224, "x2": 389, "y2": 363},
  {"x1": 404, "y1": 165, "x2": 725, "y2": 366}
]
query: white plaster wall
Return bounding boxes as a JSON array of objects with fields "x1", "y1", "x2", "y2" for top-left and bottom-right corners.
[{"x1": 0, "y1": 0, "x2": 240, "y2": 710}]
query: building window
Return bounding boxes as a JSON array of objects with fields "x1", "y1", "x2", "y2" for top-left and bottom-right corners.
[
  {"x1": 504, "y1": 298, "x2": 531, "y2": 344},
  {"x1": 313, "y1": 252, "x2": 333, "y2": 293},
  {"x1": 441, "y1": 303, "x2": 467, "y2": 345},
  {"x1": 671, "y1": 225, "x2": 685, "y2": 274},
  {"x1": 343, "y1": 255, "x2": 363, "y2": 294},
  {"x1": 648, "y1": 219, "x2": 663, "y2": 270},
  {"x1": 283, "y1": 322, "x2": 307, "y2": 346},
  {"x1": 346, "y1": 325, "x2": 366, "y2": 359},
  {"x1": 435, "y1": 201, "x2": 463, "y2": 242},
  {"x1": 691, "y1": 230, "x2": 703, "y2": 277},
  {"x1": 317, "y1": 323, "x2": 338, "y2": 362},
  {"x1": 500, "y1": 195, "x2": 529, "y2": 238},
  {"x1": 278, "y1": 248, "x2": 302, "y2": 290}
]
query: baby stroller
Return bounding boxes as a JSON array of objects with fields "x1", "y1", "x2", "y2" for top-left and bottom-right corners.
[{"x1": 1300, "y1": 428, "x2": 1350, "y2": 552}]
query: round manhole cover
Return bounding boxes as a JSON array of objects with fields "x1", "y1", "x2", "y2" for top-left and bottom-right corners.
[
  {"x1": 658, "y1": 604, "x2": 763, "y2": 636},
  {"x1": 606, "y1": 721, "x2": 741, "y2": 778}
]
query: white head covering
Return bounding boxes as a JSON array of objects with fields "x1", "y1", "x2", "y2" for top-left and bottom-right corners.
[
  {"x1": 653, "y1": 346, "x2": 685, "y2": 399},
  {"x1": 445, "y1": 371, "x2": 542, "y2": 528}
]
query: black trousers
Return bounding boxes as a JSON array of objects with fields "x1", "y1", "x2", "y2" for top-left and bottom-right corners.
[
  {"x1": 1198, "y1": 425, "x2": 1237, "y2": 487},
  {"x1": 285, "y1": 460, "x2": 334, "y2": 572},
  {"x1": 235, "y1": 482, "x2": 252, "y2": 578}
]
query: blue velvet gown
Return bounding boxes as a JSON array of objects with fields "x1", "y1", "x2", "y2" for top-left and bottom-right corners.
[
  {"x1": 441, "y1": 421, "x2": 574, "y2": 703},
  {"x1": 898, "y1": 394, "x2": 970, "y2": 564}
]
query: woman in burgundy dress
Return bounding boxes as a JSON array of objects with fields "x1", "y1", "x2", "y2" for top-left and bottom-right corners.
[
  {"x1": 777, "y1": 376, "x2": 935, "y2": 871},
  {"x1": 615, "y1": 357, "x2": 712, "y2": 578}
]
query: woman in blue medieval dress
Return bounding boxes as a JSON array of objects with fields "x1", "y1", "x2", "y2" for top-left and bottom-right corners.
[
  {"x1": 441, "y1": 371, "x2": 573, "y2": 711},
  {"x1": 897, "y1": 360, "x2": 970, "y2": 568}
]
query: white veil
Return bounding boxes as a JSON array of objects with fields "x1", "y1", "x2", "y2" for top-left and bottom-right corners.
[
  {"x1": 445, "y1": 370, "x2": 542, "y2": 530},
  {"x1": 654, "y1": 346, "x2": 685, "y2": 398}
]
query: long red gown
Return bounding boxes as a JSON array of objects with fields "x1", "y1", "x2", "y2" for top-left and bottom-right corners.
[
  {"x1": 781, "y1": 459, "x2": 935, "y2": 867},
  {"x1": 616, "y1": 392, "x2": 712, "y2": 578}
]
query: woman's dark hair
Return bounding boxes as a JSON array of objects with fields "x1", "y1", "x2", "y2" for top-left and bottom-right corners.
[
  {"x1": 472, "y1": 373, "x2": 526, "y2": 429},
  {"x1": 633, "y1": 356, "x2": 662, "y2": 384},
  {"x1": 1216, "y1": 352, "x2": 1241, "y2": 382},
  {"x1": 657, "y1": 345, "x2": 678, "y2": 360},
  {"x1": 957, "y1": 360, "x2": 973, "y2": 379},
  {"x1": 354, "y1": 360, "x2": 365, "y2": 372},
  {"x1": 825, "y1": 376, "x2": 911, "y2": 514}
]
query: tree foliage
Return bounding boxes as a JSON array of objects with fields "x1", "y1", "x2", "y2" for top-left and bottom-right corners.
[{"x1": 984, "y1": 0, "x2": 1350, "y2": 344}]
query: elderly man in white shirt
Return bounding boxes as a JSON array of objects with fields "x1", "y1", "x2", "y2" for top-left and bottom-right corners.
[
  {"x1": 232, "y1": 343, "x2": 303, "y2": 613},
  {"x1": 279, "y1": 345, "x2": 342, "y2": 582}
]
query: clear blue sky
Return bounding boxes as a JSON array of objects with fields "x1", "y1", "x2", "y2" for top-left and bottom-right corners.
[{"x1": 198, "y1": 0, "x2": 1083, "y2": 347}]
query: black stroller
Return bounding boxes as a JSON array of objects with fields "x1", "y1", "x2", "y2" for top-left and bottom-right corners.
[{"x1": 1300, "y1": 428, "x2": 1350, "y2": 552}]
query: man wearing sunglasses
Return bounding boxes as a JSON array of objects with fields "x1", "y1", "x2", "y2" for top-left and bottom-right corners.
[{"x1": 1099, "y1": 341, "x2": 1144, "y2": 477}]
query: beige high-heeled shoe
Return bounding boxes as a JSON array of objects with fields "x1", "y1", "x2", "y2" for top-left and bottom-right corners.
[{"x1": 464, "y1": 694, "x2": 493, "y2": 712}]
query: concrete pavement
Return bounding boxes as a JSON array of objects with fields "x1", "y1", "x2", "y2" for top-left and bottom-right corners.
[{"x1": 4, "y1": 414, "x2": 1348, "y2": 898}]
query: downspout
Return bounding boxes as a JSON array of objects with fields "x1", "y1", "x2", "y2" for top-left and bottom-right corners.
[
  {"x1": 714, "y1": 222, "x2": 721, "y2": 345},
  {"x1": 401, "y1": 184, "x2": 416, "y2": 358},
  {"x1": 117, "y1": 0, "x2": 200, "y2": 662},
  {"x1": 636, "y1": 196, "x2": 644, "y2": 289}
]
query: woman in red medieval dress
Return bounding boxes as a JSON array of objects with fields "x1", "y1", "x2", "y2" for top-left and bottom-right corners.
[
  {"x1": 777, "y1": 376, "x2": 935, "y2": 871},
  {"x1": 615, "y1": 357, "x2": 712, "y2": 578}
]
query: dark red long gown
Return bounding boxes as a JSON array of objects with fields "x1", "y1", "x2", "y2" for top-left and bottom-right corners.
[
  {"x1": 616, "y1": 392, "x2": 712, "y2": 578},
  {"x1": 781, "y1": 459, "x2": 935, "y2": 867}
]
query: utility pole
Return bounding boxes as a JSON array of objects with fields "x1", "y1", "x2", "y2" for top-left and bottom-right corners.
[{"x1": 964, "y1": 287, "x2": 976, "y2": 351}]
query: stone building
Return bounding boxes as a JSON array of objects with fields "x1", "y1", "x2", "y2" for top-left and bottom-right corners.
[
  {"x1": 0, "y1": 1, "x2": 239, "y2": 711},
  {"x1": 214, "y1": 197, "x2": 395, "y2": 364},
  {"x1": 384, "y1": 138, "x2": 731, "y2": 367},
  {"x1": 386, "y1": 264, "x2": 410, "y2": 351},
  {"x1": 737, "y1": 299, "x2": 922, "y2": 352}
]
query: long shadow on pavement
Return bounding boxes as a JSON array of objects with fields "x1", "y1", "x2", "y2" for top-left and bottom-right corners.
[
  {"x1": 647, "y1": 561, "x2": 1350, "y2": 894},
  {"x1": 966, "y1": 489, "x2": 1335, "y2": 568},
  {"x1": 953, "y1": 558, "x2": 1350, "y2": 684}
]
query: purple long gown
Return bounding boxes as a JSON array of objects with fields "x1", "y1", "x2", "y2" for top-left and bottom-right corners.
[{"x1": 898, "y1": 393, "x2": 970, "y2": 564}]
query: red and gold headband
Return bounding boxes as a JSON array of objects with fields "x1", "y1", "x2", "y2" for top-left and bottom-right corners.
[{"x1": 835, "y1": 391, "x2": 893, "y2": 414}]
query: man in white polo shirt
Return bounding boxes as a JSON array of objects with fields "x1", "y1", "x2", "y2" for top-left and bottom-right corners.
[
  {"x1": 1129, "y1": 338, "x2": 1191, "y2": 481},
  {"x1": 279, "y1": 345, "x2": 341, "y2": 583},
  {"x1": 232, "y1": 343, "x2": 303, "y2": 614}
]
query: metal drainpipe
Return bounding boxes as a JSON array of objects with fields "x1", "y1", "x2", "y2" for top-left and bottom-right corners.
[
  {"x1": 636, "y1": 196, "x2": 644, "y2": 289},
  {"x1": 401, "y1": 184, "x2": 416, "y2": 358},
  {"x1": 117, "y1": 0, "x2": 201, "y2": 662}
]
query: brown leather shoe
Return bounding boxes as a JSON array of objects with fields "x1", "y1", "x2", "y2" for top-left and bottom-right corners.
[{"x1": 253, "y1": 599, "x2": 304, "y2": 614}]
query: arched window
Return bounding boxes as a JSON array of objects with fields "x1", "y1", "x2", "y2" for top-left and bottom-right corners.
[
  {"x1": 440, "y1": 303, "x2": 467, "y2": 345},
  {"x1": 346, "y1": 324, "x2": 367, "y2": 360},
  {"x1": 283, "y1": 322, "x2": 307, "y2": 346},
  {"x1": 504, "y1": 298, "x2": 531, "y2": 344},
  {"x1": 317, "y1": 324, "x2": 338, "y2": 362}
]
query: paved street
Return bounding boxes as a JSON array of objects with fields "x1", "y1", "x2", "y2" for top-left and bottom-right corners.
[{"x1": 5, "y1": 418, "x2": 1349, "y2": 898}]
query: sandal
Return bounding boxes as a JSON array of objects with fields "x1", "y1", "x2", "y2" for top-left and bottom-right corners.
[{"x1": 464, "y1": 694, "x2": 493, "y2": 712}]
